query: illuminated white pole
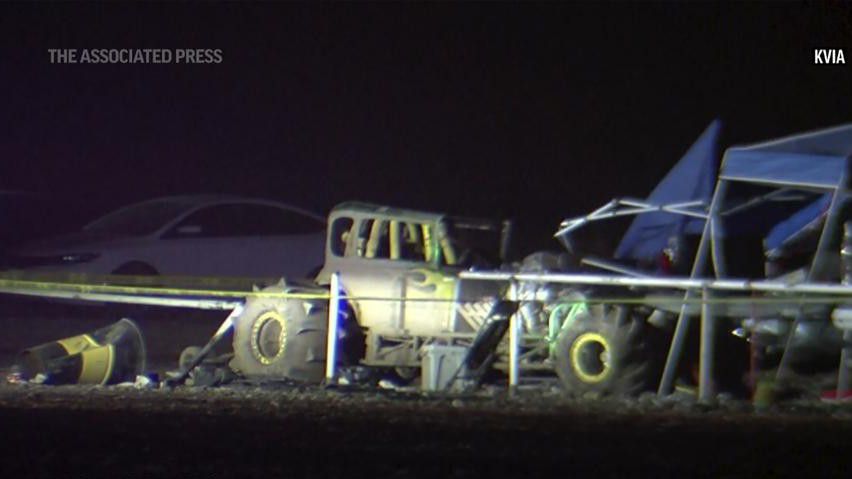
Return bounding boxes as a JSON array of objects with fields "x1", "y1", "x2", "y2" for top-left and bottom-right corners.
[
  {"x1": 698, "y1": 287, "x2": 716, "y2": 401},
  {"x1": 508, "y1": 281, "x2": 520, "y2": 388},
  {"x1": 325, "y1": 272, "x2": 341, "y2": 383}
]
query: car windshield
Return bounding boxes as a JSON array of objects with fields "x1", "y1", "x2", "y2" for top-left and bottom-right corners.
[{"x1": 84, "y1": 200, "x2": 194, "y2": 236}]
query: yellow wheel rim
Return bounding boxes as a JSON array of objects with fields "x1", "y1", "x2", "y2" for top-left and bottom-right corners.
[
  {"x1": 250, "y1": 310, "x2": 287, "y2": 365},
  {"x1": 570, "y1": 332, "x2": 611, "y2": 384}
]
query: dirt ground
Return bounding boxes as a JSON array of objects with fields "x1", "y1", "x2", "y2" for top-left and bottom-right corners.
[{"x1": 2, "y1": 298, "x2": 852, "y2": 478}]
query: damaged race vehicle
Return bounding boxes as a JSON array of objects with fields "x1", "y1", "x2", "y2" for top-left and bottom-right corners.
[
  {"x1": 11, "y1": 121, "x2": 852, "y2": 402},
  {"x1": 224, "y1": 121, "x2": 852, "y2": 400},
  {"x1": 227, "y1": 202, "x2": 517, "y2": 385},
  {"x1": 225, "y1": 198, "x2": 675, "y2": 396}
]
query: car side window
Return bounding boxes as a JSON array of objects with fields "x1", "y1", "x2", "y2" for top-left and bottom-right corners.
[
  {"x1": 397, "y1": 222, "x2": 427, "y2": 262},
  {"x1": 165, "y1": 205, "x2": 234, "y2": 237},
  {"x1": 330, "y1": 217, "x2": 353, "y2": 257},
  {"x1": 244, "y1": 206, "x2": 324, "y2": 235},
  {"x1": 346, "y1": 218, "x2": 431, "y2": 263},
  {"x1": 356, "y1": 219, "x2": 390, "y2": 259},
  {"x1": 165, "y1": 204, "x2": 324, "y2": 238}
]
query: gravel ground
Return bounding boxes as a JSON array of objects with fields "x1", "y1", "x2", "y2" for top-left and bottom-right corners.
[
  {"x1": 2, "y1": 298, "x2": 852, "y2": 478},
  {"x1": 1, "y1": 381, "x2": 852, "y2": 478}
]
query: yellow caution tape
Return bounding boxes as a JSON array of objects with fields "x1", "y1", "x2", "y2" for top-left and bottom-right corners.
[{"x1": 0, "y1": 270, "x2": 278, "y2": 289}]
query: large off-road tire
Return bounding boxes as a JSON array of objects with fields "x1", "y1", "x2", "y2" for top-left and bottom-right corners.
[
  {"x1": 553, "y1": 306, "x2": 661, "y2": 397},
  {"x1": 231, "y1": 287, "x2": 328, "y2": 382}
]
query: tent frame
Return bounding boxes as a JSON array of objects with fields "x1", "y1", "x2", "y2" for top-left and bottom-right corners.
[
  {"x1": 553, "y1": 126, "x2": 852, "y2": 399},
  {"x1": 657, "y1": 149, "x2": 852, "y2": 397},
  {"x1": 555, "y1": 181, "x2": 851, "y2": 398}
]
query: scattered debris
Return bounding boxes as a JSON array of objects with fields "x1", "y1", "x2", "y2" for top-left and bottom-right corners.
[
  {"x1": 12, "y1": 319, "x2": 146, "y2": 386},
  {"x1": 116, "y1": 375, "x2": 157, "y2": 389}
]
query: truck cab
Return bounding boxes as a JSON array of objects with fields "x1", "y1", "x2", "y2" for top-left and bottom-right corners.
[{"x1": 317, "y1": 202, "x2": 511, "y2": 367}]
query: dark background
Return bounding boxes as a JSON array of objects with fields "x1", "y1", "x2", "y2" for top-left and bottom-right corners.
[{"x1": 1, "y1": 2, "x2": 851, "y2": 256}]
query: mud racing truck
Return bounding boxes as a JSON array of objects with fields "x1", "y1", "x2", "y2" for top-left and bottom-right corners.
[
  {"x1": 226, "y1": 122, "x2": 852, "y2": 400},
  {"x1": 228, "y1": 202, "x2": 516, "y2": 383},
  {"x1": 7, "y1": 122, "x2": 852, "y2": 400},
  {"x1": 226, "y1": 201, "x2": 675, "y2": 396}
]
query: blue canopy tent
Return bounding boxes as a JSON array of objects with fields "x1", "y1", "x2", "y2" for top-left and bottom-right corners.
[
  {"x1": 614, "y1": 122, "x2": 852, "y2": 274},
  {"x1": 615, "y1": 119, "x2": 720, "y2": 263},
  {"x1": 720, "y1": 124, "x2": 852, "y2": 190},
  {"x1": 659, "y1": 123, "x2": 852, "y2": 396},
  {"x1": 554, "y1": 122, "x2": 852, "y2": 395},
  {"x1": 764, "y1": 193, "x2": 831, "y2": 257},
  {"x1": 709, "y1": 124, "x2": 852, "y2": 281}
]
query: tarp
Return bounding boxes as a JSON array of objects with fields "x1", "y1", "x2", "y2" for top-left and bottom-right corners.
[
  {"x1": 721, "y1": 124, "x2": 852, "y2": 189},
  {"x1": 721, "y1": 123, "x2": 852, "y2": 250},
  {"x1": 615, "y1": 120, "x2": 720, "y2": 261},
  {"x1": 764, "y1": 193, "x2": 831, "y2": 253}
]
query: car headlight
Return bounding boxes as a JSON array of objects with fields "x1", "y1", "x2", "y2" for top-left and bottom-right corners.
[{"x1": 60, "y1": 253, "x2": 100, "y2": 264}]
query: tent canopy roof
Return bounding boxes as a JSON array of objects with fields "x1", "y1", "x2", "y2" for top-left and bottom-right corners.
[
  {"x1": 615, "y1": 120, "x2": 719, "y2": 261},
  {"x1": 720, "y1": 124, "x2": 852, "y2": 189}
]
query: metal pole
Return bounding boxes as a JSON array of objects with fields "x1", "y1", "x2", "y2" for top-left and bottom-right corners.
[
  {"x1": 165, "y1": 303, "x2": 244, "y2": 387},
  {"x1": 460, "y1": 271, "x2": 852, "y2": 296},
  {"x1": 325, "y1": 272, "x2": 341, "y2": 383},
  {"x1": 659, "y1": 296, "x2": 697, "y2": 396},
  {"x1": 698, "y1": 287, "x2": 716, "y2": 401},
  {"x1": 778, "y1": 191, "x2": 848, "y2": 383},
  {"x1": 0, "y1": 285, "x2": 242, "y2": 310},
  {"x1": 709, "y1": 183, "x2": 728, "y2": 278},
  {"x1": 836, "y1": 221, "x2": 852, "y2": 395},
  {"x1": 509, "y1": 312, "x2": 520, "y2": 388},
  {"x1": 658, "y1": 229, "x2": 711, "y2": 395},
  {"x1": 659, "y1": 177, "x2": 724, "y2": 396},
  {"x1": 838, "y1": 331, "x2": 852, "y2": 395},
  {"x1": 508, "y1": 281, "x2": 520, "y2": 389}
]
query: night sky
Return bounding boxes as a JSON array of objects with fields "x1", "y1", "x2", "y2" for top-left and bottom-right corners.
[{"x1": 2, "y1": 3, "x2": 851, "y2": 255}]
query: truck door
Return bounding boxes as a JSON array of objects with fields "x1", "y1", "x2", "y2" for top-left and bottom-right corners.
[
  {"x1": 399, "y1": 221, "x2": 459, "y2": 335},
  {"x1": 335, "y1": 218, "x2": 459, "y2": 336},
  {"x1": 336, "y1": 218, "x2": 405, "y2": 336}
]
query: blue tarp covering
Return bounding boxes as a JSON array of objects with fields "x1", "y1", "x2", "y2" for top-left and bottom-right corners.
[
  {"x1": 721, "y1": 124, "x2": 852, "y2": 188},
  {"x1": 723, "y1": 124, "x2": 852, "y2": 250},
  {"x1": 615, "y1": 120, "x2": 720, "y2": 261},
  {"x1": 764, "y1": 193, "x2": 831, "y2": 252},
  {"x1": 614, "y1": 122, "x2": 852, "y2": 262}
]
